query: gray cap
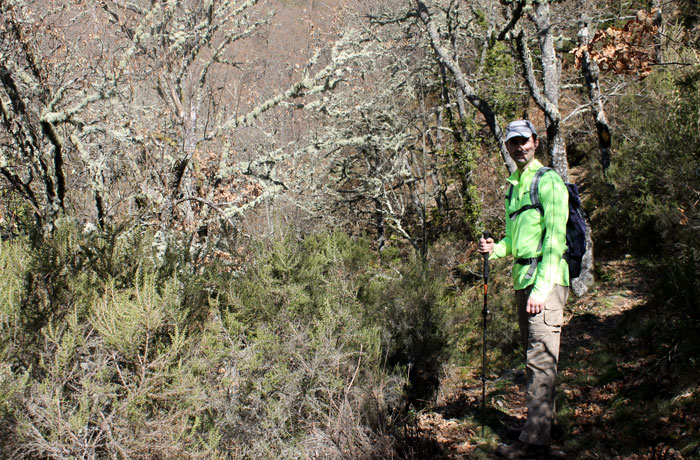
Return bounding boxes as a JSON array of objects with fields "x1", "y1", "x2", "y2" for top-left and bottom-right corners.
[{"x1": 504, "y1": 120, "x2": 537, "y2": 142}]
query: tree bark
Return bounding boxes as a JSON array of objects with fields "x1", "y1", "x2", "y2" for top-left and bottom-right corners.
[
  {"x1": 578, "y1": 21, "x2": 612, "y2": 174},
  {"x1": 536, "y1": 3, "x2": 568, "y2": 180},
  {"x1": 0, "y1": 63, "x2": 65, "y2": 230},
  {"x1": 516, "y1": 2, "x2": 568, "y2": 181}
]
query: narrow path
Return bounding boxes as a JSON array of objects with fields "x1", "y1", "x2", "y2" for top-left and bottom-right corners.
[{"x1": 407, "y1": 258, "x2": 696, "y2": 459}]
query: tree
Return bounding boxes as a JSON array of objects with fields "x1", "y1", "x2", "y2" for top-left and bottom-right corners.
[
  {"x1": 301, "y1": 2, "x2": 489, "y2": 256},
  {"x1": 0, "y1": 2, "x2": 97, "y2": 232},
  {"x1": 305, "y1": 19, "x2": 430, "y2": 255},
  {"x1": 414, "y1": 0, "x2": 517, "y2": 175},
  {"x1": 0, "y1": 0, "x2": 359, "y2": 249}
]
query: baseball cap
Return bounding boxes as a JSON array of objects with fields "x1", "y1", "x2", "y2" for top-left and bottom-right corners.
[{"x1": 504, "y1": 120, "x2": 537, "y2": 142}]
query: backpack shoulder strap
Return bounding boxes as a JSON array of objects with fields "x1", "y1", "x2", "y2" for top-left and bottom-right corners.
[
  {"x1": 530, "y1": 167, "x2": 554, "y2": 213},
  {"x1": 508, "y1": 167, "x2": 553, "y2": 220}
]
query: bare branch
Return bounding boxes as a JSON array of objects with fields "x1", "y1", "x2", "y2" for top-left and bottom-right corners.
[
  {"x1": 174, "y1": 196, "x2": 236, "y2": 229},
  {"x1": 514, "y1": 29, "x2": 560, "y2": 124},
  {"x1": 414, "y1": 0, "x2": 516, "y2": 173}
]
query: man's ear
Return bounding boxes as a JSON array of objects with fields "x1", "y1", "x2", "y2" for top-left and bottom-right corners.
[{"x1": 533, "y1": 137, "x2": 539, "y2": 148}]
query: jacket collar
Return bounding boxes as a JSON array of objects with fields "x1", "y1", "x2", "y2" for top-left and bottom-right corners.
[{"x1": 506, "y1": 159, "x2": 544, "y2": 186}]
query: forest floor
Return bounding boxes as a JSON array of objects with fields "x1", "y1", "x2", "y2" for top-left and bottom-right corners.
[{"x1": 405, "y1": 257, "x2": 700, "y2": 459}]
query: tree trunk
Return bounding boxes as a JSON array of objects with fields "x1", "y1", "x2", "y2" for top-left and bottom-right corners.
[
  {"x1": 578, "y1": 21, "x2": 612, "y2": 174},
  {"x1": 573, "y1": 220, "x2": 595, "y2": 297},
  {"x1": 532, "y1": 2, "x2": 568, "y2": 181}
]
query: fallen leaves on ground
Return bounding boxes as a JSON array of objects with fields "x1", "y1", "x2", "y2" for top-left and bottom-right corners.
[{"x1": 407, "y1": 258, "x2": 700, "y2": 459}]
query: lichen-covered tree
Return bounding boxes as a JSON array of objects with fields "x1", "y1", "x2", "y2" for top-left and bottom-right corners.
[
  {"x1": 86, "y1": 1, "x2": 365, "y2": 244},
  {"x1": 414, "y1": 0, "x2": 518, "y2": 175},
  {"x1": 0, "y1": 2, "x2": 101, "y2": 233},
  {"x1": 307, "y1": 22, "x2": 442, "y2": 256},
  {"x1": 0, "y1": 0, "x2": 359, "y2": 251},
  {"x1": 305, "y1": 2, "x2": 496, "y2": 256}
]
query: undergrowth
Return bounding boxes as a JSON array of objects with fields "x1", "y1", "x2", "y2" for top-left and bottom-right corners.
[{"x1": 0, "y1": 223, "x2": 478, "y2": 459}]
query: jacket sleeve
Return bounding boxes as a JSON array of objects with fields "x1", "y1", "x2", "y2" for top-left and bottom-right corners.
[{"x1": 530, "y1": 172, "x2": 569, "y2": 301}]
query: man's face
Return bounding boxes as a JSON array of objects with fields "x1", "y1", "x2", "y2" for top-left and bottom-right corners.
[{"x1": 506, "y1": 135, "x2": 538, "y2": 171}]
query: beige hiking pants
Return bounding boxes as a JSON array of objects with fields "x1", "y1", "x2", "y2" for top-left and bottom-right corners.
[{"x1": 515, "y1": 284, "x2": 569, "y2": 446}]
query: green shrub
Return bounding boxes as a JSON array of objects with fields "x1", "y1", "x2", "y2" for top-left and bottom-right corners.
[
  {"x1": 596, "y1": 69, "x2": 699, "y2": 306},
  {"x1": 370, "y1": 258, "x2": 451, "y2": 406},
  {"x1": 588, "y1": 66, "x2": 700, "y2": 398},
  {"x1": 598, "y1": 70, "x2": 699, "y2": 249},
  {"x1": 447, "y1": 256, "x2": 521, "y2": 377},
  {"x1": 2, "y1": 229, "x2": 422, "y2": 459},
  {"x1": 0, "y1": 239, "x2": 29, "y2": 362},
  {"x1": 0, "y1": 220, "x2": 501, "y2": 458}
]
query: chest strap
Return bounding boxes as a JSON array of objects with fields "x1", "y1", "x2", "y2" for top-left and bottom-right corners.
[{"x1": 508, "y1": 167, "x2": 551, "y2": 221}]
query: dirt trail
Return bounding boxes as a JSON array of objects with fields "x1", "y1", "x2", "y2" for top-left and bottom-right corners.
[{"x1": 407, "y1": 258, "x2": 696, "y2": 459}]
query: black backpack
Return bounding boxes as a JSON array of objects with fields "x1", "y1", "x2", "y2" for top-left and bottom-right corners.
[{"x1": 506, "y1": 167, "x2": 587, "y2": 279}]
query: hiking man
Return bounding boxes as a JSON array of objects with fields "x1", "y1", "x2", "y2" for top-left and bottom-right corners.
[{"x1": 478, "y1": 119, "x2": 570, "y2": 459}]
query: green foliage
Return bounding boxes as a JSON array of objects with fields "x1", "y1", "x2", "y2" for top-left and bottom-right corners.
[
  {"x1": 372, "y1": 258, "x2": 451, "y2": 406},
  {"x1": 459, "y1": 145, "x2": 482, "y2": 233},
  {"x1": 0, "y1": 238, "x2": 29, "y2": 356},
  {"x1": 222, "y1": 232, "x2": 374, "y2": 328},
  {"x1": 5, "y1": 220, "x2": 164, "y2": 374},
  {"x1": 222, "y1": 232, "x2": 453, "y2": 408},
  {"x1": 482, "y1": 41, "x2": 519, "y2": 121},
  {"x1": 595, "y1": 68, "x2": 700, "y2": 312},
  {"x1": 583, "y1": 62, "x2": 700, "y2": 458},
  {"x1": 0, "y1": 190, "x2": 38, "y2": 237},
  {"x1": 440, "y1": 121, "x2": 487, "y2": 240},
  {"x1": 447, "y1": 257, "x2": 521, "y2": 375},
  {"x1": 1, "y1": 228, "x2": 461, "y2": 459}
]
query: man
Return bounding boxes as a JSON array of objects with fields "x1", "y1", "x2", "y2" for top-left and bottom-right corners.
[{"x1": 478, "y1": 119, "x2": 569, "y2": 459}]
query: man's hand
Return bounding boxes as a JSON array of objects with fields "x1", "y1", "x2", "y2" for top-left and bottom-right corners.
[
  {"x1": 526, "y1": 296, "x2": 544, "y2": 314},
  {"x1": 478, "y1": 237, "x2": 494, "y2": 255}
]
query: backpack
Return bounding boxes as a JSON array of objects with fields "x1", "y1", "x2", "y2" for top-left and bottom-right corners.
[{"x1": 506, "y1": 167, "x2": 587, "y2": 279}]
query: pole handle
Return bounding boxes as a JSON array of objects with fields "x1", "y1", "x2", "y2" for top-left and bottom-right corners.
[{"x1": 482, "y1": 231, "x2": 491, "y2": 281}]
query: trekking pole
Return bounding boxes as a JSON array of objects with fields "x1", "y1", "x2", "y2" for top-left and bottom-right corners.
[{"x1": 481, "y1": 231, "x2": 491, "y2": 437}]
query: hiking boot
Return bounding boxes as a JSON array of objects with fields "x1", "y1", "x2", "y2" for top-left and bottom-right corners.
[{"x1": 495, "y1": 440, "x2": 549, "y2": 459}]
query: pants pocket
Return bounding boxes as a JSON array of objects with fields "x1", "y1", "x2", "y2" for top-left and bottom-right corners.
[
  {"x1": 542, "y1": 285, "x2": 568, "y2": 327},
  {"x1": 543, "y1": 306, "x2": 563, "y2": 327}
]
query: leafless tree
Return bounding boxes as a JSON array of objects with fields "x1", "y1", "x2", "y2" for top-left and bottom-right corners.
[
  {"x1": 0, "y1": 0, "x2": 362, "y2": 255},
  {"x1": 304, "y1": 2, "x2": 498, "y2": 256},
  {"x1": 577, "y1": 18, "x2": 612, "y2": 174}
]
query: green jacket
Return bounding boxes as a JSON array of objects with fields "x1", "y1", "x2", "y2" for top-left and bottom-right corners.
[{"x1": 490, "y1": 159, "x2": 569, "y2": 301}]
